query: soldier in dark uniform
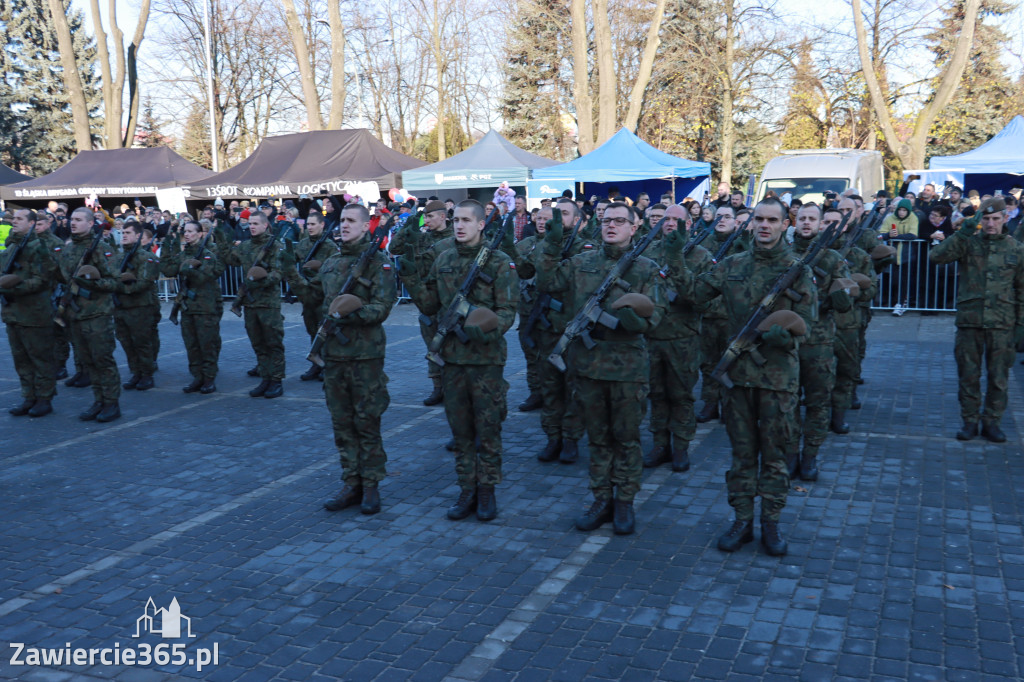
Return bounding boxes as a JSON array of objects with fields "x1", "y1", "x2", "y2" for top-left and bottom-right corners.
[
  {"x1": 33, "y1": 213, "x2": 72, "y2": 380},
  {"x1": 1, "y1": 209, "x2": 59, "y2": 417},
  {"x1": 399, "y1": 200, "x2": 517, "y2": 522},
  {"x1": 286, "y1": 211, "x2": 339, "y2": 382},
  {"x1": 114, "y1": 221, "x2": 161, "y2": 391},
  {"x1": 674, "y1": 198, "x2": 818, "y2": 556},
  {"x1": 514, "y1": 208, "x2": 547, "y2": 412},
  {"x1": 536, "y1": 201, "x2": 665, "y2": 536},
  {"x1": 930, "y1": 197, "x2": 1024, "y2": 442}
]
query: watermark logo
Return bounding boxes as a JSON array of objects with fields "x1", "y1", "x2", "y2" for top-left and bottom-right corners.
[{"x1": 134, "y1": 597, "x2": 195, "y2": 639}]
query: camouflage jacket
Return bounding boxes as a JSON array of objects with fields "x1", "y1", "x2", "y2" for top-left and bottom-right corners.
[
  {"x1": 673, "y1": 239, "x2": 818, "y2": 393},
  {"x1": 0, "y1": 231, "x2": 58, "y2": 327},
  {"x1": 57, "y1": 231, "x2": 119, "y2": 321},
  {"x1": 286, "y1": 233, "x2": 340, "y2": 306},
  {"x1": 390, "y1": 219, "x2": 453, "y2": 278},
  {"x1": 515, "y1": 235, "x2": 542, "y2": 317},
  {"x1": 36, "y1": 230, "x2": 66, "y2": 271},
  {"x1": 792, "y1": 235, "x2": 851, "y2": 344},
  {"x1": 519, "y1": 231, "x2": 593, "y2": 332},
  {"x1": 834, "y1": 236, "x2": 877, "y2": 329},
  {"x1": 929, "y1": 228, "x2": 1024, "y2": 330},
  {"x1": 114, "y1": 245, "x2": 160, "y2": 309},
  {"x1": 160, "y1": 239, "x2": 226, "y2": 315},
  {"x1": 412, "y1": 240, "x2": 517, "y2": 366},
  {"x1": 221, "y1": 231, "x2": 284, "y2": 308},
  {"x1": 536, "y1": 239, "x2": 665, "y2": 382},
  {"x1": 702, "y1": 228, "x2": 750, "y2": 319},
  {"x1": 315, "y1": 234, "x2": 397, "y2": 362},
  {"x1": 646, "y1": 237, "x2": 713, "y2": 340}
]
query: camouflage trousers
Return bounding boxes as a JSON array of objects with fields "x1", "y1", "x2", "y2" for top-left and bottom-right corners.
[
  {"x1": 7, "y1": 323, "x2": 56, "y2": 401},
  {"x1": 536, "y1": 330, "x2": 583, "y2": 441},
  {"x1": 700, "y1": 316, "x2": 729, "y2": 410},
  {"x1": 115, "y1": 306, "x2": 159, "y2": 377},
  {"x1": 789, "y1": 341, "x2": 836, "y2": 451},
  {"x1": 300, "y1": 298, "x2": 323, "y2": 342},
  {"x1": 324, "y1": 357, "x2": 390, "y2": 486},
  {"x1": 54, "y1": 320, "x2": 71, "y2": 370},
  {"x1": 443, "y1": 364, "x2": 508, "y2": 489},
  {"x1": 181, "y1": 313, "x2": 222, "y2": 381},
  {"x1": 71, "y1": 316, "x2": 121, "y2": 402},
  {"x1": 648, "y1": 336, "x2": 701, "y2": 446},
  {"x1": 832, "y1": 326, "x2": 860, "y2": 411},
  {"x1": 954, "y1": 327, "x2": 1015, "y2": 424},
  {"x1": 518, "y1": 329, "x2": 543, "y2": 398},
  {"x1": 420, "y1": 318, "x2": 441, "y2": 380},
  {"x1": 243, "y1": 306, "x2": 285, "y2": 381},
  {"x1": 151, "y1": 304, "x2": 161, "y2": 362},
  {"x1": 575, "y1": 376, "x2": 646, "y2": 503},
  {"x1": 856, "y1": 305, "x2": 871, "y2": 379},
  {"x1": 723, "y1": 386, "x2": 796, "y2": 522}
]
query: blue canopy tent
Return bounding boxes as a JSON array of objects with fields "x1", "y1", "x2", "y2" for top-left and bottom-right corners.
[
  {"x1": 928, "y1": 116, "x2": 1024, "y2": 195},
  {"x1": 532, "y1": 128, "x2": 711, "y2": 203}
]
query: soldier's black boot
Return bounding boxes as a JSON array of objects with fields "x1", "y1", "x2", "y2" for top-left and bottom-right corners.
[
  {"x1": 183, "y1": 377, "x2": 204, "y2": 393},
  {"x1": 717, "y1": 519, "x2": 754, "y2": 552},
  {"x1": 324, "y1": 484, "x2": 363, "y2": 511},
  {"x1": 247, "y1": 365, "x2": 260, "y2": 377},
  {"x1": 447, "y1": 488, "x2": 477, "y2": 520},
  {"x1": 423, "y1": 378, "x2": 444, "y2": 406},
  {"x1": 760, "y1": 519, "x2": 788, "y2": 556},
  {"x1": 199, "y1": 380, "x2": 217, "y2": 394},
  {"x1": 956, "y1": 420, "x2": 979, "y2": 441},
  {"x1": 612, "y1": 500, "x2": 635, "y2": 535},
  {"x1": 786, "y1": 452, "x2": 800, "y2": 480},
  {"x1": 249, "y1": 379, "x2": 270, "y2": 397},
  {"x1": 671, "y1": 441, "x2": 690, "y2": 472},
  {"x1": 9, "y1": 399, "x2": 35, "y2": 416},
  {"x1": 518, "y1": 393, "x2": 542, "y2": 412},
  {"x1": 96, "y1": 402, "x2": 121, "y2": 423},
  {"x1": 55, "y1": 366, "x2": 68, "y2": 380},
  {"x1": 829, "y1": 409, "x2": 850, "y2": 435},
  {"x1": 559, "y1": 439, "x2": 579, "y2": 464},
  {"x1": 28, "y1": 400, "x2": 53, "y2": 418},
  {"x1": 696, "y1": 402, "x2": 719, "y2": 423},
  {"x1": 800, "y1": 446, "x2": 819, "y2": 482},
  {"x1": 445, "y1": 437, "x2": 456, "y2": 451},
  {"x1": 135, "y1": 376, "x2": 155, "y2": 391},
  {"x1": 78, "y1": 401, "x2": 103, "y2": 421},
  {"x1": 643, "y1": 437, "x2": 670, "y2": 468},
  {"x1": 850, "y1": 387, "x2": 862, "y2": 410},
  {"x1": 66, "y1": 372, "x2": 88, "y2": 388},
  {"x1": 476, "y1": 486, "x2": 497, "y2": 521},
  {"x1": 538, "y1": 439, "x2": 562, "y2": 462},
  {"x1": 575, "y1": 498, "x2": 613, "y2": 531},
  {"x1": 855, "y1": 377, "x2": 864, "y2": 385},
  {"x1": 300, "y1": 364, "x2": 322, "y2": 381},
  {"x1": 360, "y1": 486, "x2": 381, "y2": 515},
  {"x1": 263, "y1": 381, "x2": 284, "y2": 399},
  {"x1": 981, "y1": 421, "x2": 1006, "y2": 443},
  {"x1": 122, "y1": 374, "x2": 141, "y2": 390}
]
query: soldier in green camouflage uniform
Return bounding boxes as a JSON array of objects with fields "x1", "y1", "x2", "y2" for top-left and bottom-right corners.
[
  {"x1": 56, "y1": 208, "x2": 122, "y2": 422},
  {"x1": 390, "y1": 201, "x2": 454, "y2": 405},
  {"x1": 514, "y1": 213, "x2": 545, "y2": 412},
  {"x1": 643, "y1": 204, "x2": 712, "y2": 472},
  {"x1": 787, "y1": 204, "x2": 852, "y2": 481},
  {"x1": 301, "y1": 204, "x2": 397, "y2": 515},
  {"x1": 536, "y1": 201, "x2": 665, "y2": 536},
  {"x1": 286, "y1": 212, "x2": 339, "y2": 381},
  {"x1": 161, "y1": 221, "x2": 225, "y2": 393},
  {"x1": 1, "y1": 209, "x2": 59, "y2": 417},
  {"x1": 114, "y1": 221, "x2": 161, "y2": 391},
  {"x1": 399, "y1": 200, "x2": 517, "y2": 522},
  {"x1": 674, "y1": 198, "x2": 818, "y2": 557},
  {"x1": 842, "y1": 197, "x2": 882, "y2": 386},
  {"x1": 33, "y1": 215, "x2": 71, "y2": 379},
  {"x1": 218, "y1": 212, "x2": 286, "y2": 398},
  {"x1": 930, "y1": 197, "x2": 1024, "y2": 443}
]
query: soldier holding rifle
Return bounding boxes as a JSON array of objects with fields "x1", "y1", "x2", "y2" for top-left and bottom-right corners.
[{"x1": 284, "y1": 211, "x2": 339, "y2": 383}]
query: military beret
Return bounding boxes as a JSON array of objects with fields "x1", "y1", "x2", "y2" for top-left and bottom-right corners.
[
  {"x1": 303, "y1": 259, "x2": 322, "y2": 272},
  {"x1": 829, "y1": 277, "x2": 860, "y2": 299},
  {"x1": 329, "y1": 293, "x2": 363, "y2": 318},
  {"x1": 247, "y1": 265, "x2": 269, "y2": 281},
  {"x1": 979, "y1": 197, "x2": 1006, "y2": 215},
  {"x1": 757, "y1": 309, "x2": 807, "y2": 336},
  {"x1": 870, "y1": 245, "x2": 897, "y2": 261},
  {"x1": 119, "y1": 271, "x2": 137, "y2": 284},
  {"x1": 76, "y1": 264, "x2": 101, "y2": 280},
  {"x1": 465, "y1": 306, "x2": 500, "y2": 332},
  {"x1": 610, "y1": 292, "x2": 655, "y2": 318},
  {"x1": 0, "y1": 274, "x2": 23, "y2": 289},
  {"x1": 424, "y1": 200, "x2": 447, "y2": 215},
  {"x1": 850, "y1": 272, "x2": 872, "y2": 291}
]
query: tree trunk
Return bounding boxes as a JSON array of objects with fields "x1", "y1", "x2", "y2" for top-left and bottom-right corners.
[
  {"x1": 88, "y1": 0, "x2": 115, "y2": 146},
  {"x1": 718, "y1": 0, "x2": 736, "y2": 186},
  {"x1": 432, "y1": 0, "x2": 445, "y2": 160},
  {"x1": 48, "y1": 0, "x2": 92, "y2": 151},
  {"x1": 569, "y1": 0, "x2": 594, "y2": 153},
  {"x1": 327, "y1": 0, "x2": 346, "y2": 129},
  {"x1": 623, "y1": 0, "x2": 666, "y2": 133},
  {"x1": 121, "y1": 0, "x2": 151, "y2": 147},
  {"x1": 592, "y1": 0, "x2": 616, "y2": 144},
  {"x1": 280, "y1": 0, "x2": 322, "y2": 130},
  {"x1": 107, "y1": 0, "x2": 125, "y2": 147}
]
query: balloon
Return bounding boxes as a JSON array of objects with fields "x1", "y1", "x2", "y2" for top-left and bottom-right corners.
[
  {"x1": 395, "y1": 190, "x2": 407, "y2": 203},
  {"x1": 388, "y1": 188, "x2": 399, "y2": 201}
]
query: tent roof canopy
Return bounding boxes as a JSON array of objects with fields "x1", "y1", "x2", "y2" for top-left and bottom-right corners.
[
  {"x1": 188, "y1": 129, "x2": 424, "y2": 200},
  {"x1": 0, "y1": 147, "x2": 213, "y2": 200},
  {"x1": 403, "y1": 129, "x2": 558, "y2": 190},
  {"x1": 0, "y1": 163, "x2": 31, "y2": 186},
  {"x1": 929, "y1": 115, "x2": 1024, "y2": 174},
  {"x1": 533, "y1": 128, "x2": 711, "y2": 182}
]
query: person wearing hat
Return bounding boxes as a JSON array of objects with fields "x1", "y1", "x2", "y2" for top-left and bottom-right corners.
[
  {"x1": 312, "y1": 203, "x2": 398, "y2": 516},
  {"x1": 929, "y1": 196, "x2": 1024, "y2": 443},
  {"x1": 672, "y1": 197, "x2": 817, "y2": 556},
  {"x1": 113, "y1": 221, "x2": 161, "y2": 392},
  {"x1": 881, "y1": 199, "x2": 920, "y2": 308},
  {"x1": 397, "y1": 199, "x2": 516, "y2": 523}
]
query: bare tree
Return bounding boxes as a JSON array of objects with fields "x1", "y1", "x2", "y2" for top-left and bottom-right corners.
[
  {"x1": 46, "y1": 0, "x2": 93, "y2": 151},
  {"x1": 280, "y1": 0, "x2": 323, "y2": 129},
  {"x1": 87, "y1": 0, "x2": 151, "y2": 147},
  {"x1": 623, "y1": 0, "x2": 666, "y2": 131}
]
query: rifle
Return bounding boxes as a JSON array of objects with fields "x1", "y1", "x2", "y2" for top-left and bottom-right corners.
[
  {"x1": 422, "y1": 208, "x2": 503, "y2": 367},
  {"x1": 712, "y1": 213, "x2": 753, "y2": 262},
  {"x1": 229, "y1": 222, "x2": 287, "y2": 317},
  {"x1": 306, "y1": 216, "x2": 395, "y2": 367},
  {"x1": 54, "y1": 227, "x2": 103, "y2": 327},
  {"x1": 837, "y1": 204, "x2": 887, "y2": 260},
  {"x1": 547, "y1": 216, "x2": 666, "y2": 373},
  {"x1": 284, "y1": 224, "x2": 334, "y2": 304},
  {"x1": 112, "y1": 238, "x2": 142, "y2": 308},
  {"x1": 661, "y1": 217, "x2": 719, "y2": 304},
  {"x1": 519, "y1": 212, "x2": 584, "y2": 349},
  {"x1": 710, "y1": 214, "x2": 849, "y2": 389},
  {"x1": 169, "y1": 228, "x2": 214, "y2": 325},
  {"x1": 0, "y1": 229, "x2": 34, "y2": 306}
]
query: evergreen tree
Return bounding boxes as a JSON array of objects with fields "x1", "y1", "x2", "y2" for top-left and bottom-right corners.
[
  {"x1": 137, "y1": 97, "x2": 167, "y2": 148},
  {"x1": 412, "y1": 114, "x2": 472, "y2": 163},
  {"x1": 780, "y1": 40, "x2": 827, "y2": 150},
  {"x1": 178, "y1": 101, "x2": 212, "y2": 168}
]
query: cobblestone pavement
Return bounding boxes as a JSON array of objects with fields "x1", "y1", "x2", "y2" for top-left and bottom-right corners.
[{"x1": 1, "y1": 304, "x2": 1023, "y2": 681}]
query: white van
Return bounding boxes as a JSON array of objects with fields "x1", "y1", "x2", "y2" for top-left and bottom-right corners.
[{"x1": 755, "y1": 149, "x2": 885, "y2": 204}]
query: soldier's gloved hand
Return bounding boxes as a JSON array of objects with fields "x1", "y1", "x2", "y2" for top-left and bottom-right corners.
[
  {"x1": 501, "y1": 222, "x2": 516, "y2": 254},
  {"x1": 397, "y1": 256, "x2": 422, "y2": 295},
  {"x1": 464, "y1": 323, "x2": 496, "y2": 344},
  {"x1": 545, "y1": 212, "x2": 564, "y2": 243},
  {"x1": 762, "y1": 323, "x2": 793, "y2": 349},
  {"x1": 875, "y1": 255, "x2": 896, "y2": 271},
  {"x1": 828, "y1": 287, "x2": 852, "y2": 313},
  {"x1": 613, "y1": 306, "x2": 649, "y2": 334},
  {"x1": 959, "y1": 216, "x2": 980, "y2": 235},
  {"x1": 280, "y1": 240, "x2": 297, "y2": 269},
  {"x1": 663, "y1": 229, "x2": 685, "y2": 254}
]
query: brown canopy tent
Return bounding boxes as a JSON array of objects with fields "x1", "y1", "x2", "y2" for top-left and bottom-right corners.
[
  {"x1": 0, "y1": 162, "x2": 31, "y2": 186},
  {"x1": 0, "y1": 147, "x2": 213, "y2": 201},
  {"x1": 187, "y1": 129, "x2": 425, "y2": 201}
]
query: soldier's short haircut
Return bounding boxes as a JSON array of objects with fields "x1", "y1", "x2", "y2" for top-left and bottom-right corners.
[
  {"x1": 122, "y1": 220, "x2": 141, "y2": 233},
  {"x1": 756, "y1": 197, "x2": 789, "y2": 220},
  {"x1": 140, "y1": 225, "x2": 155, "y2": 238},
  {"x1": 651, "y1": 203, "x2": 667, "y2": 211},
  {"x1": 605, "y1": 201, "x2": 635, "y2": 222},
  {"x1": 457, "y1": 199, "x2": 486, "y2": 223},
  {"x1": 797, "y1": 202, "x2": 823, "y2": 219},
  {"x1": 248, "y1": 211, "x2": 269, "y2": 226},
  {"x1": 72, "y1": 207, "x2": 95, "y2": 223},
  {"x1": 183, "y1": 220, "x2": 202, "y2": 233},
  {"x1": 715, "y1": 204, "x2": 737, "y2": 218},
  {"x1": 555, "y1": 197, "x2": 578, "y2": 221},
  {"x1": 306, "y1": 211, "x2": 322, "y2": 223},
  {"x1": 342, "y1": 203, "x2": 370, "y2": 223},
  {"x1": 849, "y1": 194, "x2": 864, "y2": 203},
  {"x1": 15, "y1": 208, "x2": 37, "y2": 223}
]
